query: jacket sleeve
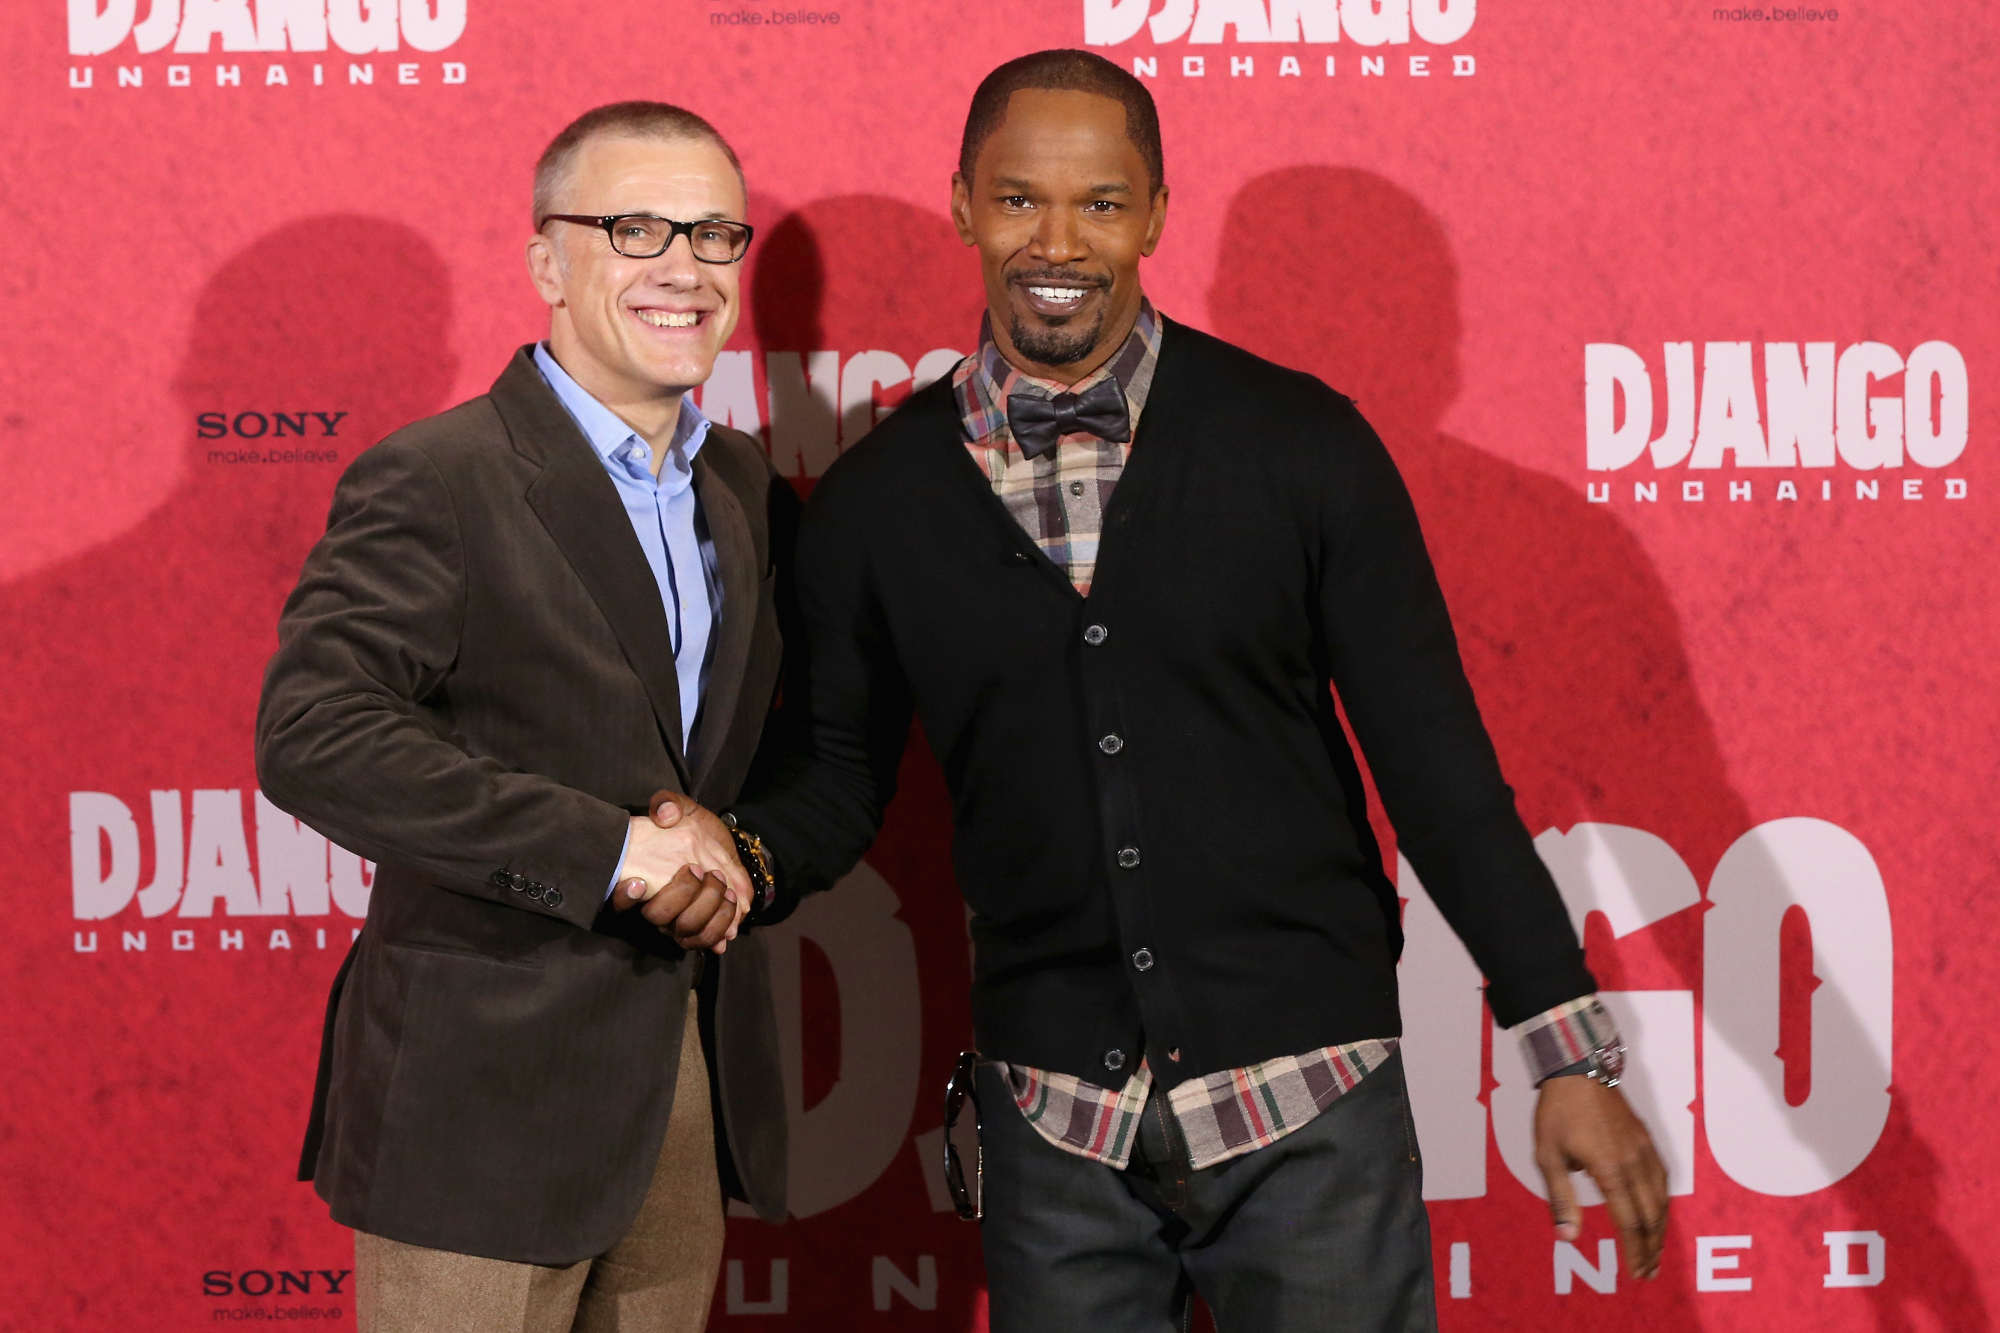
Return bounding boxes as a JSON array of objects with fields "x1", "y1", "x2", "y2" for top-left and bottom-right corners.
[
  {"x1": 254, "y1": 439, "x2": 628, "y2": 931},
  {"x1": 1314, "y1": 400, "x2": 1594, "y2": 1026},
  {"x1": 729, "y1": 470, "x2": 913, "y2": 922}
]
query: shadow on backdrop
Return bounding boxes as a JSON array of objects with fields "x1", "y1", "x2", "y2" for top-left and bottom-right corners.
[
  {"x1": 729, "y1": 195, "x2": 988, "y2": 1329},
  {"x1": 0, "y1": 216, "x2": 455, "y2": 1323},
  {"x1": 0, "y1": 212, "x2": 455, "y2": 786},
  {"x1": 748, "y1": 194, "x2": 986, "y2": 486},
  {"x1": 751, "y1": 193, "x2": 983, "y2": 359},
  {"x1": 1208, "y1": 166, "x2": 1983, "y2": 1331}
]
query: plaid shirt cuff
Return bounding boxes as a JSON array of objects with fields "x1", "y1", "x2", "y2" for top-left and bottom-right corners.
[{"x1": 1516, "y1": 995, "x2": 1622, "y2": 1084}]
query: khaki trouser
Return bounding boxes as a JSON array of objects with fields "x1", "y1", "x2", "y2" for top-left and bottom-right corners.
[{"x1": 354, "y1": 1003, "x2": 724, "y2": 1333}]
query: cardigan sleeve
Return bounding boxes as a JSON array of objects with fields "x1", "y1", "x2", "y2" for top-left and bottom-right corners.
[
  {"x1": 728, "y1": 467, "x2": 915, "y2": 920},
  {"x1": 1313, "y1": 402, "x2": 1596, "y2": 1027}
]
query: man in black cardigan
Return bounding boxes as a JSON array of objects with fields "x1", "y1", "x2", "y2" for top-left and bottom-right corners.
[{"x1": 720, "y1": 50, "x2": 1667, "y2": 1330}]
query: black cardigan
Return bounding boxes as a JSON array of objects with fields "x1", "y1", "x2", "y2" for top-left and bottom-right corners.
[{"x1": 734, "y1": 319, "x2": 1593, "y2": 1090}]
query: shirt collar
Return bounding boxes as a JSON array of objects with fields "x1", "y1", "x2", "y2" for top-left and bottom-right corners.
[
  {"x1": 954, "y1": 298, "x2": 1162, "y2": 450},
  {"x1": 533, "y1": 342, "x2": 710, "y2": 490}
]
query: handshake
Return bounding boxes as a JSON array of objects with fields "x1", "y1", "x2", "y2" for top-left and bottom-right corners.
[{"x1": 610, "y1": 790, "x2": 755, "y2": 955}]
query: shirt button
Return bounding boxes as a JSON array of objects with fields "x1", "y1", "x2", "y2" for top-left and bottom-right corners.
[
  {"x1": 1069, "y1": 480, "x2": 1085, "y2": 497},
  {"x1": 1132, "y1": 948, "x2": 1154, "y2": 971},
  {"x1": 1099, "y1": 734, "x2": 1124, "y2": 754},
  {"x1": 1084, "y1": 624, "x2": 1108, "y2": 646},
  {"x1": 1116, "y1": 847, "x2": 1141, "y2": 869},
  {"x1": 1104, "y1": 1049, "x2": 1127, "y2": 1072}
]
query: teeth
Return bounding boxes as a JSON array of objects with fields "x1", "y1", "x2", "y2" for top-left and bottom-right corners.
[
  {"x1": 637, "y1": 309, "x2": 700, "y2": 328},
  {"x1": 1028, "y1": 286, "x2": 1086, "y2": 303}
]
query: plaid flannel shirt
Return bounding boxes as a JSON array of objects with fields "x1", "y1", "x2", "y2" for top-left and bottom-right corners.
[
  {"x1": 953, "y1": 301, "x2": 1162, "y2": 596},
  {"x1": 956, "y1": 304, "x2": 1621, "y2": 1170},
  {"x1": 994, "y1": 997, "x2": 1623, "y2": 1172}
]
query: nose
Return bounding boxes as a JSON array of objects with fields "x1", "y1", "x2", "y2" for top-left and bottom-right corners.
[
  {"x1": 646, "y1": 232, "x2": 704, "y2": 288},
  {"x1": 1028, "y1": 207, "x2": 1088, "y2": 267}
]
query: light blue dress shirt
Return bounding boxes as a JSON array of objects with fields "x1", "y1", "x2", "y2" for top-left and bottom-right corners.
[{"x1": 533, "y1": 344, "x2": 722, "y2": 899}]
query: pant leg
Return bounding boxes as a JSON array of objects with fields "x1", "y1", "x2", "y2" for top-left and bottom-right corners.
[
  {"x1": 1177, "y1": 1050, "x2": 1439, "y2": 1333},
  {"x1": 571, "y1": 1001, "x2": 726, "y2": 1333},
  {"x1": 977, "y1": 1065, "x2": 1190, "y2": 1333},
  {"x1": 354, "y1": 1231, "x2": 589, "y2": 1333}
]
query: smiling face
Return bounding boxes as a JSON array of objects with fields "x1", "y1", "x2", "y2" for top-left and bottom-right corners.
[
  {"x1": 952, "y1": 88, "x2": 1167, "y2": 384},
  {"x1": 525, "y1": 132, "x2": 746, "y2": 432}
]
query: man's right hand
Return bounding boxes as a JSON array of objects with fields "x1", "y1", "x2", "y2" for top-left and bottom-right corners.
[
  {"x1": 612, "y1": 801, "x2": 753, "y2": 951},
  {"x1": 612, "y1": 865, "x2": 740, "y2": 952}
]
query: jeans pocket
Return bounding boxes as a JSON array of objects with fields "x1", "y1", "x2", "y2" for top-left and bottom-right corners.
[{"x1": 1392, "y1": 1058, "x2": 1422, "y2": 1166}]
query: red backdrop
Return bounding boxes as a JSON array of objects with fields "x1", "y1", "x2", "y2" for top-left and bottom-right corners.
[{"x1": 5, "y1": 1, "x2": 1995, "y2": 1329}]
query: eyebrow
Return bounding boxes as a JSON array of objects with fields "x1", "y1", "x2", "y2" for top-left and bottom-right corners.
[
  {"x1": 603, "y1": 209, "x2": 744, "y2": 227},
  {"x1": 990, "y1": 176, "x2": 1135, "y2": 196}
]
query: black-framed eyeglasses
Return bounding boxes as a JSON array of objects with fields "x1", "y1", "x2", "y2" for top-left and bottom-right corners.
[
  {"x1": 943, "y1": 1050, "x2": 983, "y2": 1222},
  {"x1": 538, "y1": 213, "x2": 755, "y2": 264}
]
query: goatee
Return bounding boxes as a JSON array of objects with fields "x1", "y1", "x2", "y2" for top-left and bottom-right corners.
[{"x1": 1009, "y1": 307, "x2": 1107, "y2": 367}]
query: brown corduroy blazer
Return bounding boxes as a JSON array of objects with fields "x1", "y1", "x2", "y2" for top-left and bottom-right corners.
[{"x1": 256, "y1": 346, "x2": 794, "y2": 1263}]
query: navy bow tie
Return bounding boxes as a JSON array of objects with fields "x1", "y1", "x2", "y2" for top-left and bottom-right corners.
[{"x1": 1005, "y1": 376, "x2": 1132, "y2": 460}]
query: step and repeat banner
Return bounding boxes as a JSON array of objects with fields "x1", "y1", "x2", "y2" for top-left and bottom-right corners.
[{"x1": 4, "y1": 1, "x2": 1995, "y2": 1329}]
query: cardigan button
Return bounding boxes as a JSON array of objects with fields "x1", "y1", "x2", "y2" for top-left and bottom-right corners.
[
  {"x1": 1083, "y1": 624, "x2": 1107, "y2": 646},
  {"x1": 1116, "y1": 847, "x2": 1141, "y2": 869},
  {"x1": 1098, "y1": 734, "x2": 1123, "y2": 754},
  {"x1": 1104, "y1": 1049, "x2": 1127, "y2": 1072}
]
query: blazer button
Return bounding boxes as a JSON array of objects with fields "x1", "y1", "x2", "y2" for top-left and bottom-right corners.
[
  {"x1": 1084, "y1": 624, "x2": 1108, "y2": 646},
  {"x1": 508, "y1": 872, "x2": 529, "y2": 893},
  {"x1": 544, "y1": 888, "x2": 563, "y2": 907},
  {"x1": 1116, "y1": 847, "x2": 1141, "y2": 869},
  {"x1": 490, "y1": 870, "x2": 511, "y2": 890},
  {"x1": 524, "y1": 883, "x2": 543, "y2": 902},
  {"x1": 1104, "y1": 1049, "x2": 1127, "y2": 1072},
  {"x1": 1132, "y1": 948, "x2": 1154, "y2": 971},
  {"x1": 1098, "y1": 734, "x2": 1124, "y2": 754}
]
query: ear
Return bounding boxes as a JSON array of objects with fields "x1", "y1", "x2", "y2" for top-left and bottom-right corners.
[
  {"x1": 525, "y1": 231, "x2": 566, "y2": 308},
  {"x1": 950, "y1": 171, "x2": 977, "y2": 247},
  {"x1": 1140, "y1": 183, "x2": 1170, "y2": 258}
]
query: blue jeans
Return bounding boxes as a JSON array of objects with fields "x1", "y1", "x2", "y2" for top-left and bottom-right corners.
[{"x1": 978, "y1": 1049, "x2": 1439, "y2": 1333}]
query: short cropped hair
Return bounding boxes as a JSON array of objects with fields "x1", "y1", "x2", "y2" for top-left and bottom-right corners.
[
  {"x1": 533, "y1": 101, "x2": 744, "y2": 228},
  {"x1": 959, "y1": 50, "x2": 1165, "y2": 196}
]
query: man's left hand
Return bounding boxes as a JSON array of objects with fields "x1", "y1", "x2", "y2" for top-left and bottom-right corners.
[{"x1": 1534, "y1": 1075, "x2": 1669, "y2": 1280}]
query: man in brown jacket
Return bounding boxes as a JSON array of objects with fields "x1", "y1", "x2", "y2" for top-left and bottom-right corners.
[{"x1": 256, "y1": 102, "x2": 793, "y2": 1333}]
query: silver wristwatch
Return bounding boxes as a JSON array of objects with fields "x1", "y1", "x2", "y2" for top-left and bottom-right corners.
[{"x1": 1581, "y1": 1042, "x2": 1627, "y2": 1088}]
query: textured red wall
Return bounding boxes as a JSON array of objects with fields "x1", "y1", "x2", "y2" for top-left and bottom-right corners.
[{"x1": 3, "y1": 1, "x2": 1994, "y2": 1329}]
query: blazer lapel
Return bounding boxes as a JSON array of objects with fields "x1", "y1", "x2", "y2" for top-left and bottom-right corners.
[
  {"x1": 492, "y1": 349, "x2": 694, "y2": 789},
  {"x1": 686, "y1": 453, "x2": 757, "y2": 792}
]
